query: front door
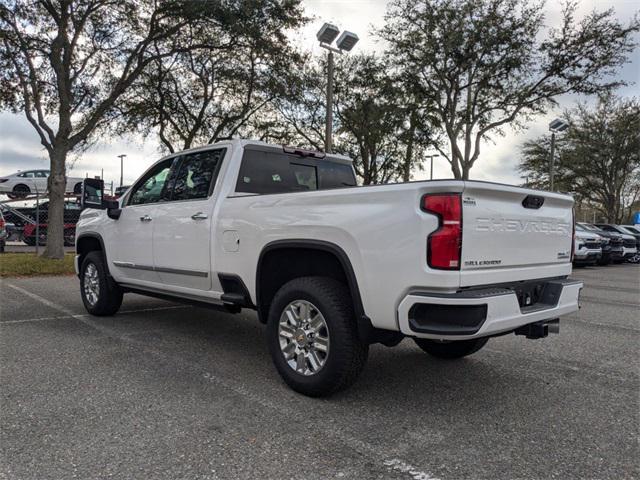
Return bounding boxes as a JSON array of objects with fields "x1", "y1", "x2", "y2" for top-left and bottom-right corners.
[
  {"x1": 108, "y1": 157, "x2": 176, "y2": 285},
  {"x1": 152, "y1": 148, "x2": 226, "y2": 292}
]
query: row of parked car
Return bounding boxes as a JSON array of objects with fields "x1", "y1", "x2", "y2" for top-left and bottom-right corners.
[{"x1": 573, "y1": 222, "x2": 640, "y2": 266}]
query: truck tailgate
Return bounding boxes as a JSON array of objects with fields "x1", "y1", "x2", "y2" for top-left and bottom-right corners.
[{"x1": 460, "y1": 182, "x2": 574, "y2": 286}]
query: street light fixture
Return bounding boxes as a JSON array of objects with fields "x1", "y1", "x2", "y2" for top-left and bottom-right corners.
[
  {"x1": 426, "y1": 154, "x2": 440, "y2": 180},
  {"x1": 118, "y1": 154, "x2": 127, "y2": 187},
  {"x1": 548, "y1": 118, "x2": 569, "y2": 191},
  {"x1": 317, "y1": 22, "x2": 359, "y2": 154}
]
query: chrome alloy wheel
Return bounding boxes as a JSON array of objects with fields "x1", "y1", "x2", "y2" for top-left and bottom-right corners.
[
  {"x1": 278, "y1": 300, "x2": 329, "y2": 376},
  {"x1": 83, "y1": 263, "x2": 100, "y2": 306}
]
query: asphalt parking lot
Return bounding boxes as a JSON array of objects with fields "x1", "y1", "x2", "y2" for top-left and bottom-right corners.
[{"x1": 1, "y1": 265, "x2": 638, "y2": 479}]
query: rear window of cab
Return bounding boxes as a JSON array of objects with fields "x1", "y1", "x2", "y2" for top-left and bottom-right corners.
[{"x1": 236, "y1": 149, "x2": 356, "y2": 195}]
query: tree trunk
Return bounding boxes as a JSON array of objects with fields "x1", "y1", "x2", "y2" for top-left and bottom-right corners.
[
  {"x1": 450, "y1": 145, "x2": 462, "y2": 179},
  {"x1": 42, "y1": 146, "x2": 68, "y2": 259}
]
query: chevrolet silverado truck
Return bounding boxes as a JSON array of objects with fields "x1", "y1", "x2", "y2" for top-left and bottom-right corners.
[
  {"x1": 572, "y1": 229, "x2": 602, "y2": 266},
  {"x1": 76, "y1": 140, "x2": 583, "y2": 397}
]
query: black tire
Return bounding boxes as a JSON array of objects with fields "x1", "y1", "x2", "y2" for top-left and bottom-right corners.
[
  {"x1": 12, "y1": 184, "x2": 30, "y2": 198},
  {"x1": 23, "y1": 237, "x2": 36, "y2": 246},
  {"x1": 413, "y1": 337, "x2": 489, "y2": 359},
  {"x1": 80, "y1": 251, "x2": 123, "y2": 316},
  {"x1": 73, "y1": 182, "x2": 82, "y2": 194},
  {"x1": 266, "y1": 276, "x2": 368, "y2": 397}
]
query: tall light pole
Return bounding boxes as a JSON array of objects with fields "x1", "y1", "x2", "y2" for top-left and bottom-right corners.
[
  {"x1": 548, "y1": 118, "x2": 569, "y2": 191},
  {"x1": 426, "y1": 154, "x2": 440, "y2": 180},
  {"x1": 317, "y1": 23, "x2": 359, "y2": 154},
  {"x1": 117, "y1": 154, "x2": 126, "y2": 187}
]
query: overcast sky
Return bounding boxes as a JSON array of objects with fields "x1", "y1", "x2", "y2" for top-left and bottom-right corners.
[{"x1": 0, "y1": 0, "x2": 638, "y2": 187}]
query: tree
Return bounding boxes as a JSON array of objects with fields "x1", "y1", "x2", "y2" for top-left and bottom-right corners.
[
  {"x1": 262, "y1": 54, "x2": 431, "y2": 185},
  {"x1": 121, "y1": 2, "x2": 306, "y2": 153},
  {"x1": 379, "y1": 0, "x2": 640, "y2": 180},
  {"x1": 256, "y1": 58, "x2": 327, "y2": 150},
  {"x1": 0, "y1": 0, "x2": 270, "y2": 258},
  {"x1": 519, "y1": 94, "x2": 640, "y2": 223},
  {"x1": 334, "y1": 54, "x2": 418, "y2": 184}
]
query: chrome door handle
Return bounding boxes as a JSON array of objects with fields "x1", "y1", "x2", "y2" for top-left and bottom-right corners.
[
  {"x1": 140, "y1": 215, "x2": 152, "y2": 222},
  {"x1": 191, "y1": 212, "x2": 208, "y2": 220}
]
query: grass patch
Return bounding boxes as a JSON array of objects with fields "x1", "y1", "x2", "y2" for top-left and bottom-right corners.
[{"x1": 0, "y1": 253, "x2": 75, "y2": 277}]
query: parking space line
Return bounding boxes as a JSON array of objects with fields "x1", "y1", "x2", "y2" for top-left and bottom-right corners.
[
  {"x1": 0, "y1": 302, "x2": 191, "y2": 325},
  {"x1": 1, "y1": 314, "x2": 71, "y2": 325},
  {"x1": 4, "y1": 282, "x2": 442, "y2": 480}
]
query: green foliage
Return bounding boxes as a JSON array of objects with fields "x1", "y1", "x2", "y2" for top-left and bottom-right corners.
[
  {"x1": 120, "y1": 0, "x2": 307, "y2": 152},
  {"x1": 380, "y1": 0, "x2": 640, "y2": 179},
  {"x1": 519, "y1": 95, "x2": 640, "y2": 222},
  {"x1": 0, "y1": 253, "x2": 75, "y2": 278}
]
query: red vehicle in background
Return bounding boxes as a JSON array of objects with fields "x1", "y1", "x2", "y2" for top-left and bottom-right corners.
[
  {"x1": 17, "y1": 200, "x2": 82, "y2": 246},
  {"x1": 0, "y1": 210, "x2": 7, "y2": 253}
]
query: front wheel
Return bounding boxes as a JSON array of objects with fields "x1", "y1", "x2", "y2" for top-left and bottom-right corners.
[
  {"x1": 413, "y1": 337, "x2": 488, "y2": 359},
  {"x1": 267, "y1": 276, "x2": 368, "y2": 397},
  {"x1": 80, "y1": 251, "x2": 123, "y2": 316}
]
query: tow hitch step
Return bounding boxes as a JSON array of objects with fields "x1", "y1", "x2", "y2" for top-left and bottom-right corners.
[{"x1": 515, "y1": 319, "x2": 560, "y2": 339}]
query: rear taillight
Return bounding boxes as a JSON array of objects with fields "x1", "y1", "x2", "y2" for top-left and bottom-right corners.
[{"x1": 422, "y1": 193, "x2": 462, "y2": 270}]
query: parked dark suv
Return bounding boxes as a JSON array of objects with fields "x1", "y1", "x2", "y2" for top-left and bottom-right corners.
[
  {"x1": 577, "y1": 223, "x2": 623, "y2": 265},
  {"x1": 595, "y1": 223, "x2": 640, "y2": 260}
]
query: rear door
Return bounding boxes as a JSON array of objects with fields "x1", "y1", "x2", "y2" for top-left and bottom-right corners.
[
  {"x1": 152, "y1": 148, "x2": 226, "y2": 291},
  {"x1": 460, "y1": 182, "x2": 574, "y2": 286}
]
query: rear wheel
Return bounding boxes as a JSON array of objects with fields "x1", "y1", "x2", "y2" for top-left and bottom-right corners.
[
  {"x1": 413, "y1": 337, "x2": 488, "y2": 359},
  {"x1": 267, "y1": 276, "x2": 368, "y2": 397},
  {"x1": 73, "y1": 182, "x2": 82, "y2": 195},
  {"x1": 80, "y1": 251, "x2": 123, "y2": 316}
]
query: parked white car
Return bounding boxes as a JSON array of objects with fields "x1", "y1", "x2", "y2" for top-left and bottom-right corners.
[
  {"x1": 0, "y1": 169, "x2": 84, "y2": 198},
  {"x1": 75, "y1": 139, "x2": 583, "y2": 396},
  {"x1": 572, "y1": 230, "x2": 602, "y2": 266}
]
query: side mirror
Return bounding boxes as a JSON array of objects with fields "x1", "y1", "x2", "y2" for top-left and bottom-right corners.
[
  {"x1": 81, "y1": 178, "x2": 120, "y2": 212},
  {"x1": 81, "y1": 178, "x2": 105, "y2": 209}
]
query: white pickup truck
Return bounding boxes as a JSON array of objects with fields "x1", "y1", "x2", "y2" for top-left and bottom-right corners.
[{"x1": 76, "y1": 140, "x2": 583, "y2": 396}]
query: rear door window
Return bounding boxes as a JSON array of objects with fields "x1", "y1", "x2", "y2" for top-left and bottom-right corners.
[{"x1": 170, "y1": 148, "x2": 226, "y2": 201}]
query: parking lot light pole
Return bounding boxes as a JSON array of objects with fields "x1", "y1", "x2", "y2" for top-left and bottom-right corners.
[
  {"x1": 118, "y1": 154, "x2": 126, "y2": 188},
  {"x1": 317, "y1": 23, "x2": 359, "y2": 154},
  {"x1": 548, "y1": 118, "x2": 569, "y2": 191},
  {"x1": 426, "y1": 154, "x2": 440, "y2": 180}
]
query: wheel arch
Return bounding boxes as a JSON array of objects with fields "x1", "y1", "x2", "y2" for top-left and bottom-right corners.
[
  {"x1": 13, "y1": 183, "x2": 31, "y2": 192},
  {"x1": 255, "y1": 239, "x2": 367, "y2": 327},
  {"x1": 76, "y1": 233, "x2": 108, "y2": 276}
]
